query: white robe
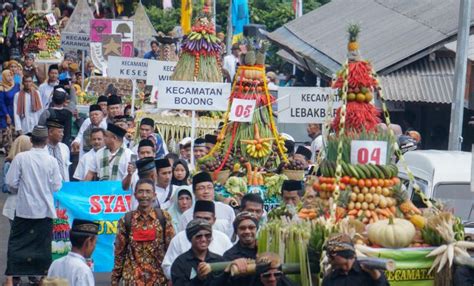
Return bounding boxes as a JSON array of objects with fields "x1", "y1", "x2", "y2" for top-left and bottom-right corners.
[
  {"x1": 38, "y1": 81, "x2": 57, "y2": 110},
  {"x1": 46, "y1": 143, "x2": 71, "y2": 182},
  {"x1": 72, "y1": 118, "x2": 107, "y2": 159},
  {"x1": 73, "y1": 149, "x2": 97, "y2": 181},
  {"x1": 48, "y1": 252, "x2": 94, "y2": 286},
  {"x1": 88, "y1": 146, "x2": 133, "y2": 181},
  {"x1": 13, "y1": 91, "x2": 43, "y2": 133},
  {"x1": 162, "y1": 229, "x2": 232, "y2": 279}
]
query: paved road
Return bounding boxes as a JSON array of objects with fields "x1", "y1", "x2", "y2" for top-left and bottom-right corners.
[{"x1": 0, "y1": 155, "x2": 111, "y2": 285}]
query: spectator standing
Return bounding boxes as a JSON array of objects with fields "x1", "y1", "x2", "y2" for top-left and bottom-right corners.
[
  {"x1": 144, "y1": 40, "x2": 160, "y2": 60},
  {"x1": 223, "y1": 43, "x2": 240, "y2": 80},
  {"x1": 171, "y1": 159, "x2": 190, "y2": 186},
  {"x1": 307, "y1": 123, "x2": 323, "y2": 162},
  {"x1": 71, "y1": 104, "x2": 106, "y2": 158},
  {"x1": 73, "y1": 128, "x2": 105, "y2": 181},
  {"x1": 13, "y1": 75, "x2": 42, "y2": 134},
  {"x1": 167, "y1": 186, "x2": 194, "y2": 231},
  {"x1": 38, "y1": 64, "x2": 59, "y2": 110},
  {"x1": 5, "y1": 126, "x2": 62, "y2": 282},
  {"x1": 46, "y1": 118, "x2": 70, "y2": 182},
  {"x1": 1, "y1": 3, "x2": 18, "y2": 63},
  {"x1": 111, "y1": 178, "x2": 175, "y2": 286},
  {"x1": 133, "y1": 117, "x2": 168, "y2": 159},
  {"x1": 0, "y1": 69, "x2": 20, "y2": 152},
  {"x1": 22, "y1": 54, "x2": 43, "y2": 85},
  {"x1": 38, "y1": 88, "x2": 73, "y2": 146}
]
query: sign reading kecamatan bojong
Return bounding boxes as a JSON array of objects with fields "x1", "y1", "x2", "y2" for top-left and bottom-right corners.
[{"x1": 156, "y1": 81, "x2": 231, "y2": 111}]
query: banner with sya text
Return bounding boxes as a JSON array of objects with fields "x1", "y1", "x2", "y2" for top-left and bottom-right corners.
[{"x1": 54, "y1": 181, "x2": 131, "y2": 272}]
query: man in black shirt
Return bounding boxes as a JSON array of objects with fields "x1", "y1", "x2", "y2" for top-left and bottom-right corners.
[
  {"x1": 38, "y1": 88, "x2": 73, "y2": 146},
  {"x1": 171, "y1": 219, "x2": 224, "y2": 286},
  {"x1": 322, "y1": 234, "x2": 389, "y2": 286}
]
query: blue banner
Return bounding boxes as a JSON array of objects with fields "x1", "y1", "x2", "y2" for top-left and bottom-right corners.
[
  {"x1": 54, "y1": 181, "x2": 132, "y2": 272},
  {"x1": 232, "y1": 0, "x2": 249, "y2": 43}
]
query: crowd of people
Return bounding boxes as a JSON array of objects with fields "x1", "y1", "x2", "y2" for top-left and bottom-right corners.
[{"x1": 0, "y1": 1, "x2": 437, "y2": 286}]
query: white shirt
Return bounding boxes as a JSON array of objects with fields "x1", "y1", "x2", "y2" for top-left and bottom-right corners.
[
  {"x1": 88, "y1": 146, "x2": 133, "y2": 181},
  {"x1": 13, "y1": 91, "x2": 43, "y2": 133},
  {"x1": 47, "y1": 143, "x2": 71, "y2": 182},
  {"x1": 178, "y1": 201, "x2": 235, "y2": 237},
  {"x1": 6, "y1": 148, "x2": 62, "y2": 219},
  {"x1": 223, "y1": 54, "x2": 239, "y2": 80},
  {"x1": 162, "y1": 229, "x2": 232, "y2": 279},
  {"x1": 48, "y1": 252, "x2": 94, "y2": 286},
  {"x1": 156, "y1": 184, "x2": 174, "y2": 210},
  {"x1": 73, "y1": 118, "x2": 107, "y2": 159},
  {"x1": 73, "y1": 149, "x2": 97, "y2": 181},
  {"x1": 310, "y1": 134, "x2": 323, "y2": 162},
  {"x1": 38, "y1": 81, "x2": 57, "y2": 110}
]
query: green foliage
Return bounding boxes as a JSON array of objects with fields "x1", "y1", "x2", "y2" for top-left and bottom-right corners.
[{"x1": 145, "y1": 6, "x2": 181, "y2": 34}]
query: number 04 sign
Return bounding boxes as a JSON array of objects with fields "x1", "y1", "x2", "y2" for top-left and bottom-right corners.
[
  {"x1": 350, "y1": 140, "x2": 388, "y2": 165},
  {"x1": 229, "y1": 98, "x2": 256, "y2": 122}
]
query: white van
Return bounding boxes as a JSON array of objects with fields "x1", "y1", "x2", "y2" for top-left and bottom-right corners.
[{"x1": 397, "y1": 150, "x2": 474, "y2": 240}]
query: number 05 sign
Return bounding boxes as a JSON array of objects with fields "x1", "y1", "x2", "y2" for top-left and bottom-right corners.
[
  {"x1": 229, "y1": 98, "x2": 256, "y2": 122},
  {"x1": 350, "y1": 140, "x2": 388, "y2": 166}
]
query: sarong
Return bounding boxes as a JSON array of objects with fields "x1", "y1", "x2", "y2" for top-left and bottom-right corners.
[{"x1": 5, "y1": 217, "x2": 53, "y2": 276}]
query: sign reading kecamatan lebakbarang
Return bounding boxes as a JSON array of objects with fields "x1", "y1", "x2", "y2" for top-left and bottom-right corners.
[
  {"x1": 277, "y1": 87, "x2": 341, "y2": 123},
  {"x1": 107, "y1": 56, "x2": 149, "y2": 80},
  {"x1": 156, "y1": 81, "x2": 231, "y2": 111}
]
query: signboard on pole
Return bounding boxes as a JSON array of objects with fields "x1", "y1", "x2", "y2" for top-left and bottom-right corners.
[
  {"x1": 61, "y1": 32, "x2": 90, "y2": 51},
  {"x1": 146, "y1": 60, "x2": 177, "y2": 85},
  {"x1": 277, "y1": 87, "x2": 341, "y2": 123},
  {"x1": 107, "y1": 56, "x2": 149, "y2": 80},
  {"x1": 156, "y1": 81, "x2": 231, "y2": 111}
]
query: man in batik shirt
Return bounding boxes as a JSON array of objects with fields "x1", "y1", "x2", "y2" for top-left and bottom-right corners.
[{"x1": 111, "y1": 178, "x2": 175, "y2": 285}]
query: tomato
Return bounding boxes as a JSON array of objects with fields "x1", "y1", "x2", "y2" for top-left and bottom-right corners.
[
  {"x1": 358, "y1": 179, "x2": 366, "y2": 188},
  {"x1": 350, "y1": 177, "x2": 358, "y2": 186},
  {"x1": 320, "y1": 183, "x2": 327, "y2": 192},
  {"x1": 342, "y1": 176, "x2": 350, "y2": 184},
  {"x1": 378, "y1": 179, "x2": 385, "y2": 187},
  {"x1": 327, "y1": 184, "x2": 334, "y2": 192},
  {"x1": 312, "y1": 181, "x2": 321, "y2": 192},
  {"x1": 392, "y1": 177, "x2": 401, "y2": 186},
  {"x1": 339, "y1": 183, "x2": 347, "y2": 190},
  {"x1": 319, "y1": 177, "x2": 326, "y2": 184},
  {"x1": 365, "y1": 179, "x2": 372, "y2": 188},
  {"x1": 384, "y1": 179, "x2": 391, "y2": 188}
]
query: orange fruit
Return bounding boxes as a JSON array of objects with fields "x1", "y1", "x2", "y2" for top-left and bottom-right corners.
[
  {"x1": 365, "y1": 179, "x2": 372, "y2": 188},
  {"x1": 371, "y1": 178, "x2": 379, "y2": 187},
  {"x1": 356, "y1": 93, "x2": 366, "y2": 102},
  {"x1": 350, "y1": 177, "x2": 358, "y2": 186},
  {"x1": 358, "y1": 179, "x2": 366, "y2": 188},
  {"x1": 339, "y1": 183, "x2": 347, "y2": 190},
  {"x1": 312, "y1": 182, "x2": 320, "y2": 192},
  {"x1": 365, "y1": 92, "x2": 373, "y2": 102},
  {"x1": 378, "y1": 179, "x2": 385, "y2": 187},
  {"x1": 342, "y1": 176, "x2": 350, "y2": 184},
  {"x1": 392, "y1": 177, "x2": 401, "y2": 185}
]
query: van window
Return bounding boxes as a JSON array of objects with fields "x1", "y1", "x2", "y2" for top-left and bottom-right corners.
[{"x1": 433, "y1": 184, "x2": 474, "y2": 221}]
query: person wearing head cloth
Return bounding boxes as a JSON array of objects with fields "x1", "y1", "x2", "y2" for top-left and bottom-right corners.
[
  {"x1": 247, "y1": 252, "x2": 296, "y2": 286},
  {"x1": 204, "y1": 134, "x2": 217, "y2": 150},
  {"x1": 106, "y1": 95, "x2": 123, "y2": 123},
  {"x1": 170, "y1": 218, "x2": 225, "y2": 286},
  {"x1": 47, "y1": 219, "x2": 99, "y2": 286},
  {"x1": 132, "y1": 117, "x2": 168, "y2": 159},
  {"x1": 71, "y1": 103, "x2": 107, "y2": 159},
  {"x1": 154, "y1": 158, "x2": 174, "y2": 209},
  {"x1": 162, "y1": 200, "x2": 233, "y2": 280},
  {"x1": 178, "y1": 172, "x2": 235, "y2": 237},
  {"x1": 38, "y1": 87, "x2": 73, "y2": 145},
  {"x1": 121, "y1": 138, "x2": 156, "y2": 192},
  {"x1": 46, "y1": 118, "x2": 70, "y2": 181},
  {"x1": 171, "y1": 159, "x2": 190, "y2": 186},
  {"x1": 322, "y1": 234, "x2": 389, "y2": 286},
  {"x1": 73, "y1": 128, "x2": 105, "y2": 181},
  {"x1": 281, "y1": 180, "x2": 304, "y2": 207},
  {"x1": 84, "y1": 123, "x2": 133, "y2": 181},
  {"x1": 167, "y1": 185, "x2": 194, "y2": 230},
  {"x1": 4, "y1": 125, "x2": 62, "y2": 280},
  {"x1": 112, "y1": 178, "x2": 175, "y2": 286},
  {"x1": 193, "y1": 137, "x2": 208, "y2": 161},
  {"x1": 13, "y1": 74, "x2": 42, "y2": 134},
  {"x1": 38, "y1": 64, "x2": 59, "y2": 111},
  {"x1": 0, "y1": 68, "x2": 20, "y2": 152}
]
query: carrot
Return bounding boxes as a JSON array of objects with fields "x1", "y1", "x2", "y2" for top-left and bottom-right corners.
[
  {"x1": 253, "y1": 167, "x2": 259, "y2": 185},
  {"x1": 254, "y1": 124, "x2": 261, "y2": 143},
  {"x1": 372, "y1": 212, "x2": 379, "y2": 222},
  {"x1": 376, "y1": 208, "x2": 391, "y2": 218},
  {"x1": 369, "y1": 218, "x2": 374, "y2": 224},
  {"x1": 348, "y1": 210, "x2": 358, "y2": 216},
  {"x1": 246, "y1": 162, "x2": 252, "y2": 183},
  {"x1": 257, "y1": 174, "x2": 264, "y2": 185},
  {"x1": 389, "y1": 206, "x2": 397, "y2": 215},
  {"x1": 365, "y1": 210, "x2": 372, "y2": 218},
  {"x1": 357, "y1": 210, "x2": 363, "y2": 217}
]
